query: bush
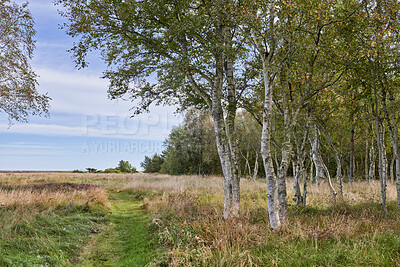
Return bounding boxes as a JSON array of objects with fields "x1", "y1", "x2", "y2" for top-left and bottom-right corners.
[
  {"x1": 72, "y1": 170, "x2": 84, "y2": 173},
  {"x1": 116, "y1": 160, "x2": 137, "y2": 173},
  {"x1": 103, "y1": 168, "x2": 121, "y2": 173}
]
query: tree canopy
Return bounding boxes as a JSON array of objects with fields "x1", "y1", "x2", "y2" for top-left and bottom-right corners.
[{"x1": 0, "y1": 0, "x2": 50, "y2": 122}]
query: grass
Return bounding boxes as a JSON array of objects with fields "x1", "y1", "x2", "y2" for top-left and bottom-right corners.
[
  {"x1": 135, "y1": 176, "x2": 400, "y2": 266},
  {"x1": 0, "y1": 183, "x2": 109, "y2": 266},
  {"x1": 1, "y1": 172, "x2": 400, "y2": 266},
  {"x1": 78, "y1": 189, "x2": 160, "y2": 266}
]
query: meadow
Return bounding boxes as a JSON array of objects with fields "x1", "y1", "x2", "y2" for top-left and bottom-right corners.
[{"x1": 0, "y1": 172, "x2": 399, "y2": 266}]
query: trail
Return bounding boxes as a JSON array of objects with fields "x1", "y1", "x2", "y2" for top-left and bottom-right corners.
[{"x1": 78, "y1": 190, "x2": 158, "y2": 266}]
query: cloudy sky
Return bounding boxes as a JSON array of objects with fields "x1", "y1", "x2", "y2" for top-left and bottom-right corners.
[{"x1": 0, "y1": 1, "x2": 182, "y2": 171}]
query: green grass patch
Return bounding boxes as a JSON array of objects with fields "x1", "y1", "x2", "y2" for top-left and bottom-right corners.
[
  {"x1": 79, "y1": 189, "x2": 160, "y2": 266},
  {"x1": 0, "y1": 205, "x2": 108, "y2": 266}
]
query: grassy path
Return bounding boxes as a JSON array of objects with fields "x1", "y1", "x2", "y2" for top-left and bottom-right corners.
[{"x1": 79, "y1": 190, "x2": 158, "y2": 266}]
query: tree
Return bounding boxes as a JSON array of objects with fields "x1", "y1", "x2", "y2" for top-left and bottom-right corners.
[
  {"x1": 116, "y1": 160, "x2": 137, "y2": 173},
  {"x1": 141, "y1": 154, "x2": 164, "y2": 173},
  {"x1": 57, "y1": 0, "x2": 247, "y2": 219},
  {"x1": 0, "y1": 0, "x2": 50, "y2": 122},
  {"x1": 159, "y1": 111, "x2": 221, "y2": 175}
]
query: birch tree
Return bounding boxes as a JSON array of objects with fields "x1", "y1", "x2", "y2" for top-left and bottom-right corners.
[
  {"x1": 0, "y1": 0, "x2": 50, "y2": 122},
  {"x1": 57, "y1": 0, "x2": 247, "y2": 218}
]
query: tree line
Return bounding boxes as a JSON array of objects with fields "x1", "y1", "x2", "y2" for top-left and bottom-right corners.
[
  {"x1": 50, "y1": 0, "x2": 400, "y2": 229},
  {"x1": 141, "y1": 110, "x2": 264, "y2": 178}
]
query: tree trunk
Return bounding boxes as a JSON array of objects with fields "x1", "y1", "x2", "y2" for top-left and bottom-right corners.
[
  {"x1": 334, "y1": 153, "x2": 343, "y2": 198},
  {"x1": 324, "y1": 129, "x2": 343, "y2": 198},
  {"x1": 211, "y1": 34, "x2": 239, "y2": 219},
  {"x1": 310, "y1": 120, "x2": 324, "y2": 184},
  {"x1": 321, "y1": 156, "x2": 337, "y2": 201},
  {"x1": 261, "y1": 58, "x2": 280, "y2": 229},
  {"x1": 382, "y1": 87, "x2": 400, "y2": 209},
  {"x1": 302, "y1": 159, "x2": 308, "y2": 207},
  {"x1": 369, "y1": 143, "x2": 376, "y2": 183},
  {"x1": 277, "y1": 109, "x2": 291, "y2": 222},
  {"x1": 225, "y1": 46, "x2": 240, "y2": 218},
  {"x1": 349, "y1": 127, "x2": 355, "y2": 183},
  {"x1": 242, "y1": 151, "x2": 252, "y2": 178},
  {"x1": 293, "y1": 126, "x2": 308, "y2": 206},
  {"x1": 365, "y1": 140, "x2": 369, "y2": 181},
  {"x1": 293, "y1": 158, "x2": 302, "y2": 205},
  {"x1": 389, "y1": 94, "x2": 400, "y2": 210},
  {"x1": 372, "y1": 73, "x2": 387, "y2": 215},
  {"x1": 309, "y1": 156, "x2": 314, "y2": 183},
  {"x1": 253, "y1": 152, "x2": 259, "y2": 181},
  {"x1": 391, "y1": 153, "x2": 395, "y2": 183}
]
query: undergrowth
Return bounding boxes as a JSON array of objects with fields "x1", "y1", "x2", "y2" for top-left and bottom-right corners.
[{"x1": 145, "y1": 190, "x2": 400, "y2": 266}]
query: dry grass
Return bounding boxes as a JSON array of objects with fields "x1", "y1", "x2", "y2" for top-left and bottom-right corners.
[
  {"x1": 0, "y1": 183, "x2": 109, "y2": 209},
  {"x1": 2, "y1": 172, "x2": 399, "y2": 265},
  {"x1": 0, "y1": 172, "x2": 136, "y2": 188},
  {"x1": 0, "y1": 181, "x2": 109, "y2": 227},
  {"x1": 0, "y1": 176, "x2": 111, "y2": 266},
  {"x1": 123, "y1": 175, "x2": 400, "y2": 266}
]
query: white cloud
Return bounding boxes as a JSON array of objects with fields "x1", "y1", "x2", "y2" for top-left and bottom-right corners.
[
  {"x1": 0, "y1": 122, "x2": 173, "y2": 141},
  {"x1": 36, "y1": 67, "x2": 181, "y2": 118},
  {"x1": 0, "y1": 143, "x2": 56, "y2": 149}
]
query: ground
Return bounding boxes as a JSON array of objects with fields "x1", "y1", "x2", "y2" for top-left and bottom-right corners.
[{"x1": 0, "y1": 172, "x2": 399, "y2": 266}]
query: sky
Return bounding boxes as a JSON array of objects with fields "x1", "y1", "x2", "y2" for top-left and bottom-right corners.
[{"x1": 0, "y1": 1, "x2": 182, "y2": 171}]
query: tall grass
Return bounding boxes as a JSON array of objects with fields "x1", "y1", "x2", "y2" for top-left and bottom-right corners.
[
  {"x1": 0, "y1": 181, "x2": 110, "y2": 266},
  {"x1": 121, "y1": 175, "x2": 400, "y2": 266},
  {"x1": 2, "y1": 172, "x2": 399, "y2": 266}
]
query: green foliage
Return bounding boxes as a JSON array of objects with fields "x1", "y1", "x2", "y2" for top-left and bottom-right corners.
[
  {"x1": 116, "y1": 160, "x2": 137, "y2": 173},
  {"x1": 141, "y1": 154, "x2": 164, "y2": 173},
  {"x1": 72, "y1": 169, "x2": 84, "y2": 173},
  {"x1": 103, "y1": 168, "x2": 121, "y2": 174},
  {"x1": 160, "y1": 111, "x2": 221, "y2": 175},
  {"x1": 86, "y1": 168, "x2": 98, "y2": 173},
  {"x1": 0, "y1": 0, "x2": 50, "y2": 122}
]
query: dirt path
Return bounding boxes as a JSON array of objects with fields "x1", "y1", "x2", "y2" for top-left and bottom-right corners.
[{"x1": 78, "y1": 190, "x2": 158, "y2": 266}]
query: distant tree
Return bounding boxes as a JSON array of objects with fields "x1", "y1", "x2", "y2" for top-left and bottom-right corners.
[
  {"x1": 0, "y1": 0, "x2": 50, "y2": 122},
  {"x1": 86, "y1": 168, "x2": 97, "y2": 173},
  {"x1": 141, "y1": 154, "x2": 163, "y2": 173},
  {"x1": 116, "y1": 160, "x2": 137, "y2": 173},
  {"x1": 160, "y1": 111, "x2": 221, "y2": 176}
]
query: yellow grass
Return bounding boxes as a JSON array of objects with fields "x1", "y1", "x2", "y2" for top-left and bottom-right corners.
[
  {"x1": 1, "y1": 172, "x2": 399, "y2": 266},
  {"x1": 0, "y1": 186, "x2": 109, "y2": 208}
]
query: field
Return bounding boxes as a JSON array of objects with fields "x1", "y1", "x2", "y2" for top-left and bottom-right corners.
[{"x1": 0, "y1": 172, "x2": 399, "y2": 266}]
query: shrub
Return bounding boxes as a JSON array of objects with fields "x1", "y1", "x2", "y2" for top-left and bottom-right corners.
[
  {"x1": 116, "y1": 160, "x2": 137, "y2": 173},
  {"x1": 103, "y1": 168, "x2": 121, "y2": 174}
]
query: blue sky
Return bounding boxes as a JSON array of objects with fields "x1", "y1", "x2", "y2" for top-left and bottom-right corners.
[{"x1": 0, "y1": 1, "x2": 182, "y2": 171}]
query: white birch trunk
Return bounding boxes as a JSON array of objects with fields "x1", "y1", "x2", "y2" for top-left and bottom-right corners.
[
  {"x1": 373, "y1": 75, "x2": 387, "y2": 215},
  {"x1": 253, "y1": 152, "x2": 259, "y2": 181},
  {"x1": 369, "y1": 144, "x2": 376, "y2": 183},
  {"x1": 383, "y1": 89, "x2": 400, "y2": 209},
  {"x1": 309, "y1": 157, "x2": 314, "y2": 183},
  {"x1": 211, "y1": 33, "x2": 239, "y2": 219},
  {"x1": 261, "y1": 59, "x2": 281, "y2": 229},
  {"x1": 310, "y1": 120, "x2": 324, "y2": 184}
]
